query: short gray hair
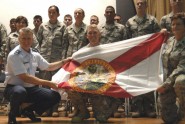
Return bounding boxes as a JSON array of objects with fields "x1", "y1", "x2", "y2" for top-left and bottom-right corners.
[{"x1": 19, "y1": 27, "x2": 33, "y2": 35}]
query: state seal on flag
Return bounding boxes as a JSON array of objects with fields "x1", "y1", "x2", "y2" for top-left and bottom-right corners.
[{"x1": 69, "y1": 58, "x2": 116, "y2": 94}]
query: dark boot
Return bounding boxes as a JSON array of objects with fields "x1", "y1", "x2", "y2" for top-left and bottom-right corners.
[
  {"x1": 8, "y1": 112, "x2": 17, "y2": 124},
  {"x1": 8, "y1": 103, "x2": 18, "y2": 124},
  {"x1": 22, "y1": 109, "x2": 41, "y2": 122}
]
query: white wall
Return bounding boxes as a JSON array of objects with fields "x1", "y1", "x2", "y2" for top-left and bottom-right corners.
[{"x1": 0, "y1": 0, "x2": 116, "y2": 33}]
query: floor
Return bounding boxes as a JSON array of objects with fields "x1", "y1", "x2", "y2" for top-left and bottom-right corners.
[
  {"x1": 0, "y1": 116, "x2": 185, "y2": 124},
  {"x1": 0, "y1": 95, "x2": 184, "y2": 124}
]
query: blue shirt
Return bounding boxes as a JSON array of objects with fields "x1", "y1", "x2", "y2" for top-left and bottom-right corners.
[{"x1": 4, "y1": 45, "x2": 49, "y2": 87}]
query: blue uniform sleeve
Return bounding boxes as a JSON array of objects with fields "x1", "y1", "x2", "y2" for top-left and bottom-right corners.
[
  {"x1": 8, "y1": 55, "x2": 27, "y2": 75},
  {"x1": 36, "y1": 53, "x2": 49, "y2": 70}
]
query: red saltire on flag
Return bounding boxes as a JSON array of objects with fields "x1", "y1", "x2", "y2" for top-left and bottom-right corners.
[{"x1": 52, "y1": 33, "x2": 168, "y2": 98}]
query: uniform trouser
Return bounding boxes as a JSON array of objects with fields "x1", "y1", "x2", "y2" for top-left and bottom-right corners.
[
  {"x1": 159, "y1": 75, "x2": 185, "y2": 123},
  {"x1": 67, "y1": 90, "x2": 121, "y2": 120},
  {"x1": 39, "y1": 70, "x2": 60, "y2": 113},
  {"x1": 67, "y1": 91, "x2": 88, "y2": 115},
  {"x1": 3, "y1": 84, "x2": 61, "y2": 116},
  {"x1": 174, "y1": 75, "x2": 185, "y2": 120},
  {"x1": 159, "y1": 87, "x2": 178, "y2": 123},
  {"x1": 91, "y1": 95, "x2": 121, "y2": 120}
]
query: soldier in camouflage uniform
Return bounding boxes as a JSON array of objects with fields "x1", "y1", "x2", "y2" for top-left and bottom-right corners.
[
  {"x1": 6, "y1": 16, "x2": 38, "y2": 59},
  {"x1": 100, "y1": 6, "x2": 127, "y2": 44},
  {"x1": 63, "y1": 14, "x2": 73, "y2": 27},
  {"x1": 157, "y1": 13, "x2": 185, "y2": 124},
  {"x1": 0, "y1": 22, "x2": 7, "y2": 73},
  {"x1": 126, "y1": 0, "x2": 160, "y2": 38},
  {"x1": 114, "y1": 14, "x2": 122, "y2": 24},
  {"x1": 9, "y1": 18, "x2": 16, "y2": 35},
  {"x1": 37, "y1": 5, "x2": 66, "y2": 79},
  {"x1": 62, "y1": 8, "x2": 88, "y2": 58},
  {"x1": 32, "y1": 15, "x2": 42, "y2": 36},
  {"x1": 62, "y1": 8, "x2": 89, "y2": 119},
  {"x1": 90, "y1": 15, "x2": 99, "y2": 25},
  {"x1": 125, "y1": 0, "x2": 160, "y2": 118},
  {"x1": 99, "y1": 5, "x2": 128, "y2": 118},
  {"x1": 160, "y1": 0, "x2": 183, "y2": 34},
  {"x1": 37, "y1": 5, "x2": 66, "y2": 117}
]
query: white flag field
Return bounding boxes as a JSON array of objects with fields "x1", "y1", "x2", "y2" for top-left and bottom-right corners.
[{"x1": 52, "y1": 33, "x2": 168, "y2": 98}]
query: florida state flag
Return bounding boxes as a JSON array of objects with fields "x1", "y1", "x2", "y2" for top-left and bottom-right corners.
[{"x1": 53, "y1": 33, "x2": 168, "y2": 98}]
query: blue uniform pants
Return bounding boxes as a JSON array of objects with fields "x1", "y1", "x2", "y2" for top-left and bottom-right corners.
[{"x1": 3, "y1": 84, "x2": 61, "y2": 116}]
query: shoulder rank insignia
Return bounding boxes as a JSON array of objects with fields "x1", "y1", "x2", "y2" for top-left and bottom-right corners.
[
  {"x1": 14, "y1": 50, "x2": 21, "y2": 55},
  {"x1": 32, "y1": 48, "x2": 39, "y2": 53}
]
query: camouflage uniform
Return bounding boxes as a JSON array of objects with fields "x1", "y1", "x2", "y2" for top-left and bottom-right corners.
[
  {"x1": 6, "y1": 31, "x2": 39, "y2": 60},
  {"x1": 125, "y1": 14, "x2": 160, "y2": 117},
  {"x1": 91, "y1": 94, "x2": 121, "y2": 122},
  {"x1": 160, "y1": 36, "x2": 185, "y2": 123},
  {"x1": 100, "y1": 22, "x2": 128, "y2": 44},
  {"x1": 62, "y1": 23, "x2": 89, "y2": 120},
  {"x1": 32, "y1": 29, "x2": 37, "y2": 37},
  {"x1": 67, "y1": 91, "x2": 89, "y2": 118},
  {"x1": 89, "y1": 22, "x2": 127, "y2": 120},
  {"x1": 37, "y1": 21, "x2": 66, "y2": 80},
  {"x1": 0, "y1": 23, "x2": 7, "y2": 65},
  {"x1": 160, "y1": 12, "x2": 173, "y2": 35},
  {"x1": 68, "y1": 91, "x2": 121, "y2": 122},
  {"x1": 62, "y1": 22, "x2": 88, "y2": 58},
  {"x1": 126, "y1": 14, "x2": 160, "y2": 38}
]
